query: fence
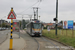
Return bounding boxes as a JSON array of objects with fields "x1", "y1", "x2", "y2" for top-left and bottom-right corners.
[{"x1": 43, "y1": 29, "x2": 75, "y2": 38}]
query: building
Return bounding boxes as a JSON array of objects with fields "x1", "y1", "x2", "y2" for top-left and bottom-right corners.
[
  {"x1": 43, "y1": 23, "x2": 56, "y2": 29},
  {"x1": 43, "y1": 22, "x2": 63, "y2": 29},
  {"x1": 47, "y1": 23, "x2": 55, "y2": 29},
  {"x1": 0, "y1": 19, "x2": 9, "y2": 26},
  {"x1": 0, "y1": 20, "x2": 6, "y2": 24}
]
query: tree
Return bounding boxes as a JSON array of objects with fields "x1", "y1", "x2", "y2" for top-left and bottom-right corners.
[
  {"x1": 19, "y1": 21, "x2": 21, "y2": 29},
  {"x1": 59, "y1": 21, "x2": 63, "y2": 24},
  {"x1": 22, "y1": 19, "x2": 26, "y2": 29},
  {"x1": 0, "y1": 23, "x2": 10, "y2": 28},
  {"x1": 2, "y1": 23, "x2": 6, "y2": 27}
]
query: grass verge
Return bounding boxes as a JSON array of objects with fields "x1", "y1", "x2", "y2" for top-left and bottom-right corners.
[{"x1": 42, "y1": 29, "x2": 75, "y2": 48}]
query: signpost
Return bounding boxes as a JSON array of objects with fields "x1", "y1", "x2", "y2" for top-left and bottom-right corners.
[
  {"x1": 7, "y1": 7, "x2": 16, "y2": 50},
  {"x1": 47, "y1": 26, "x2": 50, "y2": 33},
  {"x1": 63, "y1": 20, "x2": 73, "y2": 29},
  {"x1": 63, "y1": 20, "x2": 74, "y2": 37},
  {"x1": 13, "y1": 20, "x2": 20, "y2": 38},
  {"x1": 63, "y1": 21, "x2": 68, "y2": 29},
  {"x1": 13, "y1": 22, "x2": 19, "y2": 32},
  {"x1": 68, "y1": 21, "x2": 73, "y2": 29}
]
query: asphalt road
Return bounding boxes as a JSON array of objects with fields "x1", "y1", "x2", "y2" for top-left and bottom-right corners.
[
  {"x1": 20, "y1": 30, "x2": 72, "y2": 50},
  {"x1": 0, "y1": 30, "x2": 10, "y2": 45},
  {"x1": 20, "y1": 30, "x2": 37, "y2": 50}
]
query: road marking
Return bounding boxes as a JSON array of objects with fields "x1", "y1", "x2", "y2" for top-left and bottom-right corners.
[{"x1": 20, "y1": 30, "x2": 25, "y2": 34}]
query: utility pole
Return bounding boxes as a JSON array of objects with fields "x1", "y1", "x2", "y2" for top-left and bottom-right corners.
[
  {"x1": 17, "y1": 14, "x2": 32, "y2": 29},
  {"x1": 33, "y1": 7, "x2": 36, "y2": 19},
  {"x1": 28, "y1": 15, "x2": 32, "y2": 21},
  {"x1": 33, "y1": 7, "x2": 39, "y2": 20},
  {"x1": 21, "y1": 15, "x2": 23, "y2": 30},
  {"x1": 37, "y1": 8, "x2": 38, "y2": 20},
  {"x1": 56, "y1": 0, "x2": 58, "y2": 36}
]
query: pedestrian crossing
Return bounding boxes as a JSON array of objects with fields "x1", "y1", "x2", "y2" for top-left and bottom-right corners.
[{"x1": 20, "y1": 30, "x2": 26, "y2": 34}]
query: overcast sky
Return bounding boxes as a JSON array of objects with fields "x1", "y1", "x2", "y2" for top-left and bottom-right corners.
[{"x1": 0, "y1": 0, "x2": 75, "y2": 23}]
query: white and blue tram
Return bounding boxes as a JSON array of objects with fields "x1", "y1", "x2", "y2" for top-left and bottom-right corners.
[{"x1": 26, "y1": 19, "x2": 42, "y2": 36}]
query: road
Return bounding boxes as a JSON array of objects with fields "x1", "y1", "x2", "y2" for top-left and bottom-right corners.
[
  {"x1": 0, "y1": 30, "x2": 10, "y2": 45},
  {"x1": 20, "y1": 30, "x2": 72, "y2": 50}
]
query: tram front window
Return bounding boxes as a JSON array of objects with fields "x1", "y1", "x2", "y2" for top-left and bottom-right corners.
[{"x1": 32, "y1": 23, "x2": 41, "y2": 29}]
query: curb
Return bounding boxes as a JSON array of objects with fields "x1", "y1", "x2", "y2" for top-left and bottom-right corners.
[
  {"x1": 42, "y1": 35, "x2": 75, "y2": 50},
  {"x1": 0, "y1": 34, "x2": 8, "y2": 45}
]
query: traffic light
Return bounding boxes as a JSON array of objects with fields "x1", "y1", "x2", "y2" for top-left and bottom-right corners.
[{"x1": 53, "y1": 18, "x2": 57, "y2": 21}]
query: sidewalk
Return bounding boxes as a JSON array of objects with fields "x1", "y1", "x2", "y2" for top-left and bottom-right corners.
[
  {"x1": 0, "y1": 34, "x2": 8, "y2": 45},
  {"x1": 0, "y1": 33, "x2": 26, "y2": 50}
]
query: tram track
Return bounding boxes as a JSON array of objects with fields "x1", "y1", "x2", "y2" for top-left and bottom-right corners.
[
  {"x1": 24, "y1": 30, "x2": 74, "y2": 50},
  {"x1": 32, "y1": 36, "x2": 74, "y2": 50},
  {"x1": 42, "y1": 36, "x2": 75, "y2": 50},
  {"x1": 32, "y1": 36, "x2": 60, "y2": 50},
  {"x1": 33, "y1": 37, "x2": 40, "y2": 50},
  {"x1": 41, "y1": 37, "x2": 60, "y2": 50}
]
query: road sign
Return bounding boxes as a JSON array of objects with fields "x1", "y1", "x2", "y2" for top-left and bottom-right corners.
[
  {"x1": 47, "y1": 26, "x2": 50, "y2": 31},
  {"x1": 7, "y1": 10, "x2": 16, "y2": 19},
  {"x1": 9, "y1": 7, "x2": 16, "y2": 50},
  {"x1": 14, "y1": 22, "x2": 17, "y2": 25},
  {"x1": 13, "y1": 21, "x2": 20, "y2": 32},
  {"x1": 68, "y1": 20, "x2": 73, "y2": 29}
]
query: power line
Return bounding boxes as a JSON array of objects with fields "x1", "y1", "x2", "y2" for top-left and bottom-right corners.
[
  {"x1": 18, "y1": 1, "x2": 39, "y2": 14},
  {"x1": 38, "y1": 0, "x2": 42, "y2": 2},
  {"x1": 17, "y1": 0, "x2": 43, "y2": 14},
  {"x1": 37, "y1": 1, "x2": 42, "y2": 7}
]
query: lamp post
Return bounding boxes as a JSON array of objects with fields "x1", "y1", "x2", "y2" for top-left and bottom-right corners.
[{"x1": 21, "y1": 15, "x2": 23, "y2": 30}]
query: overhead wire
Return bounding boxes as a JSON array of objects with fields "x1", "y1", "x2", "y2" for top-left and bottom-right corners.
[
  {"x1": 18, "y1": 1, "x2": 39, "y2": 14},
  {"x1": 35, "y1": 0, "x2": 42, "y2": 7},
  {"x1": 17, "y1": 0, "x2": 43, "y2": 19},
  {"x1": 37, "y1": 2, "x2": 41, "y2": 7}
]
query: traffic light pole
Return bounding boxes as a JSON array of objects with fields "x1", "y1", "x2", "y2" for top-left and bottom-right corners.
[{"x1": 56, "y1": 0, "x2": 58, "y2": 36}]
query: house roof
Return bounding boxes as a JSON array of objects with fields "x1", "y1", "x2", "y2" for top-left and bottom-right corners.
[
  {"x1": 47, "y1": 23, "x2": 53, "y2": 26},
  {"x1": 43, "y1": 23, "x2": 55, "y2": 26},
  {"x1": 73, "y1": 23, "x2": 75, "y2": 25}
]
